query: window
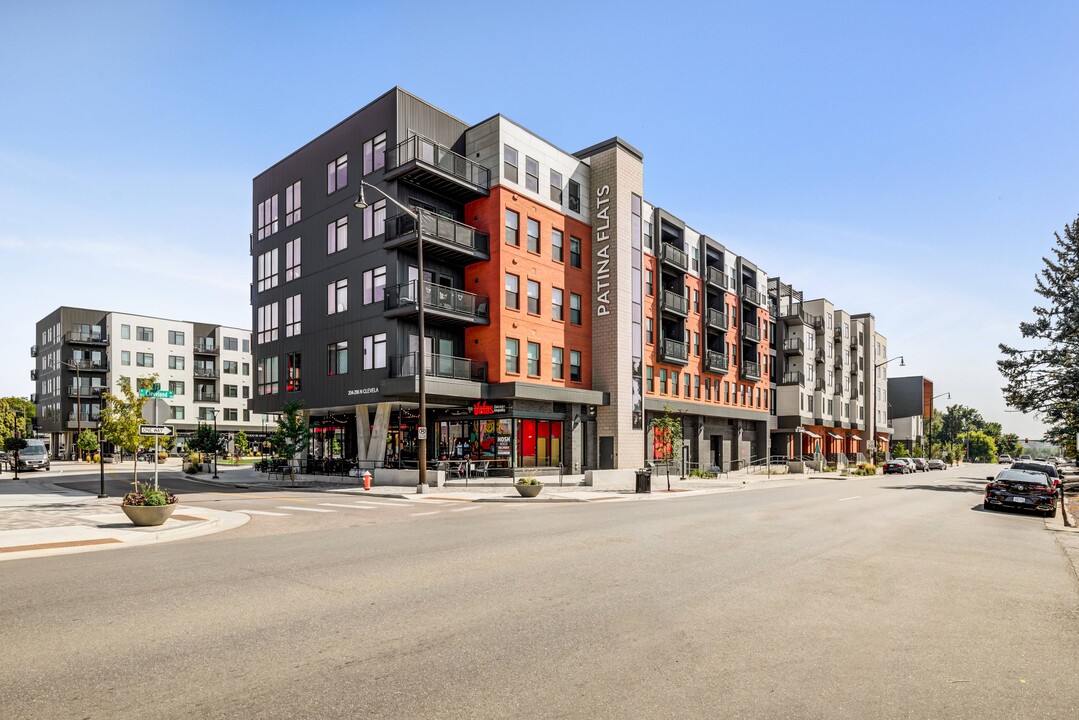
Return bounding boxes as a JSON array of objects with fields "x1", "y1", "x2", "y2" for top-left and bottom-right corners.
[
  {"x1": 136, "y1": 352, "x2": 153, "y2": 368},
  {"x1": 169, "y1": 380, "x2": 185, "y2": 396},
  {"x1": 695, "y1": 375, "x2": 701, "y2": 399},
  {"x1": 121, "y1": 350, "x2": 130, "y2": 366},
  {"x1": 672, "y1": 370, "x2": 679, "y2": 396},
  {"x1": 243, "y1": 362, "x2": 250, "y2": 376},
  {"x1": 224, "y1": 337, "x2": 238, "y2": 352},
  {"x1": 136, "y1": 326, "x2": 153, "y2": 342},
  {"x1": 363, "y1": 266, "x2": 386, "y2": 304},
  {"x1": 362, "y1": 199, "x2": 386, "y2": 240},
  {"x1": 527, "y1": 342, "x2": 540, "y2": 376},
  {"x1": 660, "y1": 369, "x2": 668, "y2": 393},
  {"x1": 224, "y1": 408, "x2": 238, "y2": 422},
  {"x1": 363, "y1": 333, "x2": 386, "y2": 370},
  {"x1": 286, "y1": 352, "x2": 301, "y2": 392},
  {"x1": 568, "y1": 180, "x2": 581, "y2": 212},
  {"x1": 525, "y1": 156, "x2": 539, "y2": 192},
  {"x1": 224, "y1": 384, "x2": 238, "y2": 398},
  {"x1": 121, "y1": 324, "x2": 130, "y2": 340},
  {"x1": 551, "y1": 229, "x2": 563, "y2": 262},
  {"x1": 168, "y1": 330, "x2": 185, "y2": 346},
  {"x1": 285, "y1": 180, "x2": 301, "y2": 226},
  {"x1": 285, "y1": 294, "x2": 301, "y2": 337},
  {"x1": 243, "y1": 339, "x2": 250, "y2": 354},
  {"x1": 505, "y1": 209, "x2": 519, "y2": 246},
  {"x1": 552, "y1": 288, "x2": 563, "y2": 321},
  {"x1": 552, "y1": 347, "x2": 563, "y2": 379},
  {"x1": 198, "y1": 407, "x2": 215, "y2": 421},
  {"x1": 527, "y1": 218, "x2": 540, "y2": 253},
  {"x1": 646, "y1": 365, "x2": 654, "y2": 392},
  {"x1": 570, "y1": 236, "x2": 581, "y2": 268},
  {"x1": 327, "y1": 341, "x2": 348, "y2": 375},
  {"x1": 693, "y1": 290, "x2": 699, "y2": 313},
  {"x1": 527, "y1": 280, "x2": 540, "y2": 314},
  {"x1": 170, "y1": 406, "x2": 185, "y2": 421},
  {"x1": 327, "y1": 216, "x2": 348, "y2": 254},
  {"x1": 257, "y1": 356, "x2": 279, "y2": 395},
  {"x1": 223, "y1": 360, "x2": 238, "y2": 374},
  {"x1": 257, "y1": 302, "x2": 279, "y2": 344},
  {"x1": 243, "y1": 386, "x2": 250, "y2": 399},
  {"x1": 327, "y1": 154, "x2": 347, "y2": 193},
  {"x1": 285, "y1": 238, "x2": 301, "y2": 281},
  {"x1": 257, "y1": 195, "x2": 278, "y2": 240},
  {"x1": 505, "y1": 273, "x2": 519, "y2": 310},
  {"x1": 168, "y1": 356, "x2": 185, "y2": 370},
  {"x1": 569, "y1": 350, "x2": 581, "y2": 382},
  {"x1": 570, "y1": 293, "x2": 581, "y2": 325},
  {"x1": 644, "y1": 219, "x2": 653, "y2": 251},
  {"x1": 646, "y1": 269, "x2": 653, "y2": 296},
  {"x1": 694, "y1": 332, "x2": 700, "y2": 356},
  {"x1": 505, "y1": 338, "x2": 519, "y2": 373},
  {"x1": 503, "y1": 145, "x2": 518, "y2": 183},
  {"x1": 550, "y1": 170, "x2": 563, "y2": 203},
  {"x1": 646, "y1": 317, "x2": 653, "y2": 344},
  {"x1": 257, "y1": 248, "x2": 279, "y2": 291},
  {"x1": 363, "y1": 132, "x2": 386, "y2": 175},
  {"x1": 328, "y1": 279, "x2": 348, "y2": 315}
]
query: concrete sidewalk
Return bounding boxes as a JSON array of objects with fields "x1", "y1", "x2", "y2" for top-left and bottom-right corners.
[{"x1": 0, "y1": 474, "x2": 248, "y2": 562}]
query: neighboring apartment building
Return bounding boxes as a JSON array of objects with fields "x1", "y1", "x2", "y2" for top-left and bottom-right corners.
[
  {"x1": 888, "y1": 375, "x2": 936, "y2": 453},
  {"x1": 32, "y1": 307, "x2": 264, "y2": 458},
  {"x1": 769, "y1": 280, "x2": 893, "y2": 461},
  {"x1": 249, "y1": 87, "x2": 885, "y2": 476}
]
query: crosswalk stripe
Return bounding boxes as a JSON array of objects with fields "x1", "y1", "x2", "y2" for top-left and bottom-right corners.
[
  {"x1": 411, "y1": 511, "x2": 442, "y2": 516},
  {"x1": 277, "y1": 506, "x2": 335, "y2": 513},
  {"x1": 352, "y1": 500, "x2": 410, "y2": 507},
  {"x1": 239, "y1": 510, "x2": 290, "y2": 516},
  {"x1": 450, "y1": 506, "x2": 479, "y2": 513},
  {"x1": 319, "y1": 503, "x2": 371, "y2": 509}
]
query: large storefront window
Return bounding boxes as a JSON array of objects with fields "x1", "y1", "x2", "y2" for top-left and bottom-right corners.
[
  {"x1": 438, "y1": 418, "x2": 513, "y2": 467},
  {"x1": 516, "y1": 419, "x2": 561, "y2": 468}
]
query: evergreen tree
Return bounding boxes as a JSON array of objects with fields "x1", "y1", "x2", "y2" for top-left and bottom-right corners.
[{"x1": 998, "y1": 215, "x2": 1079, "y2": 457}]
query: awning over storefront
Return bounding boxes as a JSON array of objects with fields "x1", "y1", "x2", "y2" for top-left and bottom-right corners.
[
  {"x1": 827, "y1": 432, "x2": 844, "y2": 439},
  {"x1": 849, "y1": 433, "x2": 863, "y2": 441},
  {"x1": 802, "y1": 429, "x2": 821, "y2": 439}
]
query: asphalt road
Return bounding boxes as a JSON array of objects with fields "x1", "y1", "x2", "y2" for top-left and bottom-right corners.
[{"x1": 2, "y1": 463, "x2": 1077, "y2": 719}]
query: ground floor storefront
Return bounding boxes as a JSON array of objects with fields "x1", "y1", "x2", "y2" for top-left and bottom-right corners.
[{"x1": 643, "y1": 409, "x2": 769, "y2": 473}]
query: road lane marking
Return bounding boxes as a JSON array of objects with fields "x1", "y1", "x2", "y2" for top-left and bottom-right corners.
[
  {"x1": 240, "y1": 510, "x2": 291, "y2": 516},
  {"x1": 319, "y1": 503, "x2": 373, "y2": 509},
  {"x1": 450, "y1": 506, "x2": 479, "y2": 513},
  {"x1": 411, "y1": 511, "x2": 442, "y2": 516},
  {"x1": 838, "y1": 496, "x2": 861, "y2": 502},
  {"x1": 352, "y1": 500, "x2": 409, "y2": 507},
  {"x1": 277, "y1": 506, "x2": 335, "y2": 513}
]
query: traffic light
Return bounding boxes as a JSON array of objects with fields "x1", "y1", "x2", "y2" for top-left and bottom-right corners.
[{"x1": 1024, "y1": 438, "x2": 1029, "y2": 443}]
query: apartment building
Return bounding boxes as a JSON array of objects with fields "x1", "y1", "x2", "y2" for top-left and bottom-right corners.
[
  {"x1": 769, "y1": 280, "x2": 893, "y2": 461},
  {"x1": 32, "y1": 307, "x2": 263, "y2": 457},
  {"x1": 249, "y1": 87, "x2": 889, "y2": 477},
  {"x1": 888, "y1": 375, "x2": 936, "y2": 453}
]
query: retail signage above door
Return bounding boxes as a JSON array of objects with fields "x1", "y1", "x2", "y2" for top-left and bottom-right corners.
[{"x1": 443, "y1": 401, "x2": 510, "y2": 418}]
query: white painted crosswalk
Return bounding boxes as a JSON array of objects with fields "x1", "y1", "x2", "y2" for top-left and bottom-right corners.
[
  {"x1": 236, "y1": 499, "x2": 497, "y2": 521},
  {"x1": 277, "y1": 506, "x2": 335, "y2": 513}
]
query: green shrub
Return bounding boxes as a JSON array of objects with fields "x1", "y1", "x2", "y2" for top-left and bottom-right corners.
[
  {"x1": 516, "y1": 477, "x2": 542, "y2": 486},
  {"x1": 122, "y1": 482, "x2": 177, "y2": 506},
  {"x1": 689, "y1": 468, "x2": 715, "y2": 478}
]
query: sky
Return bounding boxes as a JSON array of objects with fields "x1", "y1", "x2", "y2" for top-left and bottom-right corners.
[{"x1": 1, "y1": 0, "x2": 1075, "y2": 441}]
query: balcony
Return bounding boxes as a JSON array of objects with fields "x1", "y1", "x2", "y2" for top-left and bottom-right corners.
[
  {"x1": 30, "y1": 369, "x2": 36, "y2": 381},
  {"x1": 659, "y1": 289, "x2": 688, "y2": 316},
  {"x1": 850, "y1": 387, "x2": 860, "y2": 400},
  {"x1": 780, "y1": 303, "x2": 808, "y2": 324},
  {"x1": 194, "y1": 339, "x2": 219, "y2": 355},
  {"x1": 742, "y1": 323, "x2": 761, "y2": 343},
  {"x1": 659, "y1": 243, "x2": 688, "y2": 272},
  {"x1": 834, "y1": 327, "x2": 843, "y2": 341},
  {"x1": 65, "y1": 330, "x2": 107, "y2": 345},
  {"x1": 782, "y1": 337, "x2": 804, "y2": 355},
  {"x1": 30, "y1": 393, "x2": 37, "y2": 403},
  {"x1": 704, "y1": 351, "x2": 728, "y2": 374},
  {"x1": 384, "y1": 281, "x2": 490, "y2": 326},
  {"x1": 193, "y1": 367, "x2": 219, "y2": 379},
  {"x1": 660, "y1": 338, "x2": 688, "y2": 365},
  {"x1": 851, "y1": 335, "x2": 859, "y2": 350},
  {"x1": 30, "y1": 345, "x2": 37, "y2": 358},
  {"x1": 815, "y1": 378, "x2": 826, "y2": 392},
  {"x1": 385, "y1": 209, "x2": 490, "y2": 264},
  {"x1": 741, "y1": 285, "x2": 765, "y2": 307},
  {"x1": 69, "y1": 359, "x2": 108, "y2": 372},
  {"x1": 834, "y1": 353, "x2": 844, "y2": 368},
  {"x1": 383, "y1": 135, "x2": 490, "y2": 202},
  {"x1": 815, "y1": 348, "x2": 826, "y2": 365},
  {"x1": 194, "y1": 393, "x2": 220, "y2": 403},
  {"x1": 780, "y1": 370, "x2": 804, "y2": 386},
  {"x1": 705, "y1": 266, "x2": 732, "y2": 291},
  {"x1": 67, "y1": 386, "x2": 104, "y2": 398},
  {"x1": 705, "y1": 308, "x2": 728, "y2": 332},
  {"x1": 66, "y1": 412, "x2": 100, "y2": 429},
  {"x1": 740, "y1": 360, "x2": 762, "y2": 382},
  {"x1": 812, "y1": 315, "x2": 825, "y2": 334},
  {"x1": 388, "y1": 353, "x2": 488, "y2": 382}
]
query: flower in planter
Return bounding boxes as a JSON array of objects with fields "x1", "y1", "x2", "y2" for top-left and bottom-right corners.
[
  {"x1": 122, "y1": 481, "x2": 177, "y2": 507},
  {"x1": 516, "y1": 477, "x2": 542, "y2": 486}
]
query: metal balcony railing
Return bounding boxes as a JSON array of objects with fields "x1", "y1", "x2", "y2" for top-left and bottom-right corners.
[
  {"x1": 70, "y1": 359, "x2": 107, "y2": 371},
  {"x1": 30, "y1": 345, "x2": 38, "y2": 357},
  {"x1": 660, "y1": 243, "x2": 688, "y2": 271},
  {"x1": 706, "y1": 308, "x2": 728, "y2": 331},
  {"x1": 740, "y1": 360, "x2": 761, "y2": 381},
  {"x1": 661, "y1": 338, "x2": 688, "y2": 362},
  {"x1": 67, "y1": 386, "x2": 104, "y2": 397},
  {"x1": 385, "y1": 209, "x2": 490, "y2": 259},
  {"x1": 195, "y1": 339, "x2": 219, "y2": 354},
  {"x1": 815, "y1": 378, "x2": 826, "y2": 392},
  {"x1": 704, "y1": 351, "x2": 728, "y2": 374},
  {"x1": 742, "y1": 323, "x2": 761, "y2": 343},
  {"x1": 781, "y1": 370, "x2": 805, "y2": 385},
  {"x1": 384, "y1": 281, "x2": 490, "y2": 323},
  {"x1": 815, "y1": 348, "x2": 826, "y2": 364},
  {"x1": 193, "y1": 367, "x2": 219, "y2": 379},
  {"x1": 65, "y1": 330, "x2": 107, "y2": 344},
  {"x1": 741, "y1": 285, "x2": 765, "y2": 307},
  {"x1": 659, "y1": 289, "x2": 688, "y2": 315},
  {"x1": 705, "y1": 266, "x2": 732, "y2": 290},
  {"x1": 384, "y1": 135, "x2": 491, "y2": 191},
  {"x1": 388, "y1": 353, "x2": 488, "y2": 382},
  {"x1": 782, "y1": 337, "x2": 804, "y2": 354},
  {"x1": 194, "y1": 393, "x2": 220, "y2": 403}
]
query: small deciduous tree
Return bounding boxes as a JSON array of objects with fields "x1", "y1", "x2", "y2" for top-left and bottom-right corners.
[
  {"x1": 100, "y1": 376, "x2": 157, "y2": 488},
  {"x1": 234, "y1": 430, "x2": 249, "y2": 457},
  {"x1": 76, "y1": 430, "x2": 99, "y2": 460},
  {"x1": 892, "y1": 443, "x2": 909, "y2": 458},
  {"x1": 274, "y1": 400, "x2": 311, "y2": 486},
  {"x1": 649, "y1": 406, "x2": 683, "y2": 492}
]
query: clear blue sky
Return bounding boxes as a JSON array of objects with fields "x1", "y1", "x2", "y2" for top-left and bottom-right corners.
[{"x1": 2, "y1": 0, "x2": 1076, "y2": 440}]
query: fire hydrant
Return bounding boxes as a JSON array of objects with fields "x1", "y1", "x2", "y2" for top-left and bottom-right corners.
[{"x1": 362, "y1": 470, "x2": 372, "y2": 491}]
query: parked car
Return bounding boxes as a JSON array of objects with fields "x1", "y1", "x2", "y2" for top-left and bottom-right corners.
[
  {"x1": 1010, "y1": 461, "x2": 1062, "y2": 491},
  {"x1": 997, "y1": 454, "x2": 1013, "y2": 464},
  {"x1": 984, "y1": 469, "x2": 1058, "y2": 517},
  {"x1": 928, "y1": 459, "x2": 948, "y2": 470},
  {"x1": 883, "y1": 459, "x2": 911, "y2": 475},
  {"x1": 911, "y1": 457, "x2": 929, "y2": 472},
  {"x1": 16, "y1": 440, "x2": 50, "y2": 472},
  {"x1": 1018, "y1": 455, "x2": 1032, "y2": 461}
]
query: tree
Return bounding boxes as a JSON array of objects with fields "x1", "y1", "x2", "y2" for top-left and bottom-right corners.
[
  {"x1": 998, "y1": 433, "x2": 1023, "y2": 457},
  {"x1": 960, "y1": 430, "x2": 998, "y2": 463},
  {"x1": 76, "y1": 429, "x2": 99, "y2": 460},
  {"x1": 234, "y1": 429, "x2": 249, "y2": 457},
  {"x1": 892, "y1": 443, "x2": 909, "y2": 458},
  {"x1": 274, "y1": 400, "x2": 311, "y2": 485},
  {"x1": 649, "y1": 406, "x2": 683, "y2": 491},
  {"x1": 0, "y1": 397, "x2": 35, "y2": 448},
  {"x1": 998, "y1": 215, "x2": 1079, "y2": 458},
  {"x1": 187, "y1": 423, "x2": 226, "y2": 457},
  {"x1": 100, "y1": 376, "x2": 156, "y2": 488}
]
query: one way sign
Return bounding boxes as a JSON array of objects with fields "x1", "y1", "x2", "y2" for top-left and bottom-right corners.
[{"x1": 139, "y1": 425, "x2": 173, "y2": 437}]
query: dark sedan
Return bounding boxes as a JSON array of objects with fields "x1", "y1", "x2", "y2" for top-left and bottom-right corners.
[
  {"x1": 883, "y1": 460, "x2": 911, "y2": 475},
  {"x1": 1010, "y1": 461, "x2": 1062, "y2": 491},
  {"x1": 984, "y1": 469, "x2": 1058, "y2": 517}
]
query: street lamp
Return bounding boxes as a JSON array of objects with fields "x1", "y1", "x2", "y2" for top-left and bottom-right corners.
[
  {"x1": 12, "y1": 409, "x2": 23, "y2": 482},
  {"x1": 355, "y1": 180, "x2": 428, "y2": 494},
  {"x1": 929, "y1": 392, "x2": 950, "y2": 459},
  {"x1": 60, "y1": 359, "x2": 82, "y2": 461},
  {"x1": 209, "y1": 408, "x2": 220, "y2": 479},
  {"x1": 868, "y1": 356, "x2": 904, "y2": 458}
]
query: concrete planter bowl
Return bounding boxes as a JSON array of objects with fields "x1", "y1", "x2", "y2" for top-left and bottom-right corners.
[
  {"x1": 121, "y1": 503, "x2": 177, "y2": 527},
  {"x1": 515, "y1": 483, "x2": 543, "y2": 498}
]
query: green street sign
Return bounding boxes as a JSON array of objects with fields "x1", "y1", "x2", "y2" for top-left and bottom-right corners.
[{"x1": 139, "y1": 389, "x2": 175, "y2": 399}]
